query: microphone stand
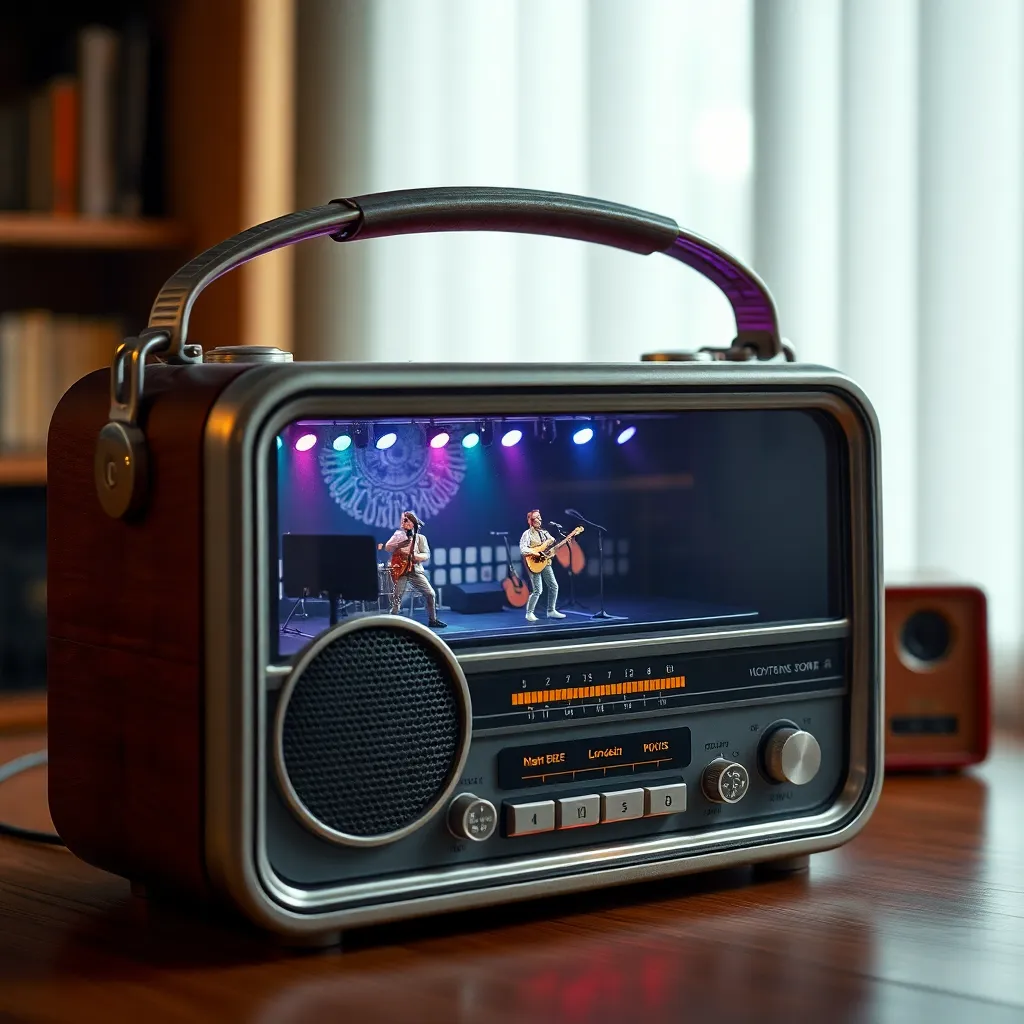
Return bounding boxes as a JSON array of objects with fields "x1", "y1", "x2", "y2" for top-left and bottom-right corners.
[
  {"x1": 280, "y1": 588, "x2": 315, "y2": 638},
  {"x1": 566, "y1": 508, "x2": 611, "y2": 619},
  {"x1": 553, "y1": 524, "x2": 588, "y2": 611}
]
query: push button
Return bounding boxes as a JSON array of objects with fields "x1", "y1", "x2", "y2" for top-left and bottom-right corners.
[
  {"x1": 600, "y1": 788, "x2": 644, "y2": 823},
  {"x1": 644, "y1": 782, "x2": 687, "y2": 816},
  {"x1": 505, "y1": 800, "x2": 555, "y2": 836},
  {"x1": 556, "y1": 794, "x2": 600, "y2": 829}
]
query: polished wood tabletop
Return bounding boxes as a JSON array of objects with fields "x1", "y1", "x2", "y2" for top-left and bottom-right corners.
[{"x1": 0, "y1": 728, "x2": 1022, "y2": 1023}]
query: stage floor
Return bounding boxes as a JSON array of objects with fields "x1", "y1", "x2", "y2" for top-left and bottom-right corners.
[{"x1": 275, "y1": 596, "x2": 759, "y2": 658}]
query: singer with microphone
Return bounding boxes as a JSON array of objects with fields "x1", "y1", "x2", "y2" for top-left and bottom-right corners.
[{"x1": 518, "y1": 509, "x2": 567, "y2": 623}]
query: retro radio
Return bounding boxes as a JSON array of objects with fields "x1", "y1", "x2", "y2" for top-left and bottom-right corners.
[
  {"x1": 46, "y1": 188, "x2": 883, "y2": 944},
  {"x1": 884, "y1": 578, "x2": 990, "y2": 770}
]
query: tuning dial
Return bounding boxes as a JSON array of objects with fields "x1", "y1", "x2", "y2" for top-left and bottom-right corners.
[
  {"x1": 761, "y1": 726, "x2": 821, "y2": 785},
  {"x1": 701, "y1": 759, "x2": 750, "y2": 804},
  {"x1": 447, "y1": 793, "x2": 498, "y2": 842}
]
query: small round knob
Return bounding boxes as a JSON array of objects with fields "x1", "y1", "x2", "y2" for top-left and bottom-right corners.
[
  {"x1": 762, "y1": 727, "x2": 821, "y2": 785},
  {"x1": 447, "y1": 793, "x2": 497, "y2": 842},
  {"x1": 701, "y1": 759, "x2": 750, "y2": 804}
]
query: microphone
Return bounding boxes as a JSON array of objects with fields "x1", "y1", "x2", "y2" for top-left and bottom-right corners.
[{"x1": 548, "y1": 520, "x2": 565, "y2": 531}]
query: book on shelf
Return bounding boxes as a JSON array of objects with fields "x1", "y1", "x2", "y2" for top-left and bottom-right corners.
[
  {"x1": 0, "y1": 18, "x2": 156, "y2": 218},
  {"x1": 0, "y1": 486, "x2": 46, "y2": 695},
  {"x1": 0, "y1": 310, "x2": 120, "y2": 453}
]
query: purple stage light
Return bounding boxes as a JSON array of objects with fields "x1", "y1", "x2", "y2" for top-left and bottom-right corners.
[
  {"x1": 375, "y1": 431, "x2": 398, "y2": 450},
  {"x1": 429, "y1": 431, "x2": 450, "y2": 449},
  {"x1": 616, "y1": 425, "x2": 636, "y2": 444},
  {"x1": 295, "y1": 433, "x2": 317, "y2": 452},
  {"x1": 501, "y1": 428, "x2": 523, "y2": 447},
  {"x1": 572, "y1": 426, "x2": 594, "y2": 445}
]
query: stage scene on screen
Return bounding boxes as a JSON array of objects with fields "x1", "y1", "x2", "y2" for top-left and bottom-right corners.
[{"x1": 270, "y1": 409, "x2": 838, "y2": 657}]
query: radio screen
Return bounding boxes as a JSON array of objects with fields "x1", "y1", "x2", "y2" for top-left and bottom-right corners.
[{"x1": 268, "y1": 408, "x2": 843, "y2": 657}]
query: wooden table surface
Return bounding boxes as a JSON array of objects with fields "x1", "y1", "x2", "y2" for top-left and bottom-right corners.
[{"x1": 1, "y1": 730, "x2": 1022, "y2": 1023}]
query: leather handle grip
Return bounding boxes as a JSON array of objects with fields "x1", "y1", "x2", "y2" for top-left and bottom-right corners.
[{"x1": 146, "y1": 186, "x2": 781, "y2": 363}]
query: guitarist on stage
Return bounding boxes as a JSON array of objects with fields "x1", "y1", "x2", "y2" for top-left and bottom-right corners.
[
  {"x1": 519, "y1": 509, "x2": 567, "y2": 623},
  {"x1": 385, "y1": 511, "x2": 447, "y2": 629}
]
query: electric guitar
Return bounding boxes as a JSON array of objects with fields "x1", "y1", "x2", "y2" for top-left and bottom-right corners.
[
  {"x1": 388, "y1": 526, "x2": 419, "y2": 582},
  {"x1": 523, "y1": 526, "x2": 584, "y2": 574}
]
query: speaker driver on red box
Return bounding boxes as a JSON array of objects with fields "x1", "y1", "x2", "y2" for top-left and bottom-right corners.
[{"x1": 884, "y1": 582, "x2": 990, "y2": 771}]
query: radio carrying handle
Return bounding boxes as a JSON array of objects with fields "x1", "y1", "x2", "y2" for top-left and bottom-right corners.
[{"x1": 95, "y1": 187, "x2": 787, "y2": 518}]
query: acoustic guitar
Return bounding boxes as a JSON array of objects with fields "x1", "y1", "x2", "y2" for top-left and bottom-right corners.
[
  {"x1": 502, "y1": 572, "x2": 530, "y2": 608},
  {"x1": 495, "y1": 531, "x2": 529, "y2": 607},
  {"x1": 523, "y1": 526, "x2": 584, "y2": 574}
]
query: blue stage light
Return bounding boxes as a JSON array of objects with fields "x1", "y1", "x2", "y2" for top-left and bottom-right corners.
[
  {"x1": 572, "y1": 426, "x2": 594, "y2": 445},
  {"x1": 276, "y1": 436, "x2": 283, "y2": 450},
  {"x1": 501, "y1": 428, "x2": 523, "y2": 447},
  {"x1": 463, "y1": 432, "x2": 480, "y2": 449},
  {"x1": 295, "y1": 433, "x2": 317, "y2": 452},
  {"x1": 333, "y1": 434, "x2": 352, "y2": 451},
  {"x1": 375, "y1": 431, "x2": 398, "y2": 450},
  {"x1": 616, "y1": 425, "x2": 636, "y2": 444}
]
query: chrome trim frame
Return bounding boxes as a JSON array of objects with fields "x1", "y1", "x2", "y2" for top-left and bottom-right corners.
[
  {"x1": 266, "y1": 619, "x2": 849, "y2": 690},
  {"x1": 203, "y1": 361, "x2": 883, "y2": 939},
  {"x1": 458, "y1": 618, "x2": 849, "y2": 669},
  {"x1": 272, "y1": 614, "x2": 473, "y2": 848}
]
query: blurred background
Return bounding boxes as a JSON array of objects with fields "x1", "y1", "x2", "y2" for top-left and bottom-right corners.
[{"x1": 0, "y1": 0, "x2": 1021, "y2": 728}]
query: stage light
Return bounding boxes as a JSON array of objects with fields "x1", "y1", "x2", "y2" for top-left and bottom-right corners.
[
  {"x1": 573, "y1": 426, "x2": 594, "y2": 445},
  {"x1": 375, "y1": 431, "x2": 398, "y2": 450},
  {"x1": 276, "y1": 436, "x2": 282, "y2": 450},
  {"x1": 479, "y1": 420, "x2": 494, "y2": 447},
  {"x1": 352, "y1": 423, "x2": 368, "y2": 449},
  {"x1": 501, "y1": 428, "x2": 522, "y2": 447},
  {"x1": 428, "y1": 425, "x2": 450, "y2": 448},
  {"x1": 462, "y1": 432, "x2": 480, "y2": 449},
  {"x1": 333, "y1": 433, "x2": 352, "y2": 451},
  {"x1": 295, "y1": 433, "x2": 317, "y2": 452},
  {"x1": 616, "y1": 425, "x2": 636, "y2": 444}
]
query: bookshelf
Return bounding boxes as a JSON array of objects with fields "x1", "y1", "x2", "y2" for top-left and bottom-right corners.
[
  {"x1": 0, "y1": 0, "x2": 296, "y2": 722},
  {"x1": 0, "y1": 454, "x2": 46, "y2": 487},
  {"x1": 0, "y1": 213, "x2": 188, "y2": 249}
]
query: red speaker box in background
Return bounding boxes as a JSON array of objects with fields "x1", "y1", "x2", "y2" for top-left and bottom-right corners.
[{"x1": 884, "y1": 579, "x2": 990, "y2": 771}]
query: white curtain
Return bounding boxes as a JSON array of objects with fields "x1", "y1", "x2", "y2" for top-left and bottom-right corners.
[{"x1": 295, "y1": 0, "x2": 1023, "y2": 723}]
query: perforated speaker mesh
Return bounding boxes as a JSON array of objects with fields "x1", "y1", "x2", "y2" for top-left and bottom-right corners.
[{"x1": 279, "y1": 624, "x2": 465, "y2": 840}]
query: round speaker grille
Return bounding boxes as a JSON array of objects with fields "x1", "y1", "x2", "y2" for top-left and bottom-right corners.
[{"x1": 274, "y1": 616, "x2": 471, "y2": 846}]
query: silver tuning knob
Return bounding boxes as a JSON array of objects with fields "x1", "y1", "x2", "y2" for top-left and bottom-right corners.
[
  {"x1": 762, "y1": 726, "x2": 821, "y2": 786},
  {"x1": 203, "y1": 345, "x2": 293, "y2": 363},
  {"x1": 447, "y1": 793, "x2": 498, "y2": 842},
  {"x1": 701, "y1": 759, "x2": 750, "y2": 804}
]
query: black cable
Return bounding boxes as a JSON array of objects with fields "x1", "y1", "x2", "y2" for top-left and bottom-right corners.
[{"x1": 0, "y1": 750, "x2": 65, "y2": 846}]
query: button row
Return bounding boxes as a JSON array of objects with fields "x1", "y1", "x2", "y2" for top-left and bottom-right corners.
[{"x1": 506, "y1": 782, "x2": 686, "y2": 836}]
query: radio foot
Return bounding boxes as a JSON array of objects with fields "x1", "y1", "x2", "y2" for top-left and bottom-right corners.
[
  {"x1": 753, "y1": 854, "x2": 810, "y2": 878},
  {"x1": 274, "y1": 930, "x2": 343, "y2": 951}
]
